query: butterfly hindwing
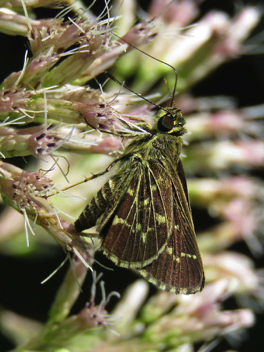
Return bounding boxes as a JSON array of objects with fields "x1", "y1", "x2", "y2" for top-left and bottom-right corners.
[
  {"x1": 75, "y1": 158, "x2": 139, "y2": 233},
  {"x1": 75, "y1": 179, "x2": 112, "y2": 232}
]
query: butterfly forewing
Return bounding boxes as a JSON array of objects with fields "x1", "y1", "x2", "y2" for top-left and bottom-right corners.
[
  {"x1": 100, "y1": 159, "x2": 174, "y2": 268},
  {"x1": 139, "y1": 160, "x2": 204, "y2": 294},
  {"x1": 139, "y1": 220, "x2": 204, "y2": 294}
]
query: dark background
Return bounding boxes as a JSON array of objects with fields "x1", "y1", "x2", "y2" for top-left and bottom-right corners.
[{"x1": 1, "y1": 0, "x2": 264, "y2": 351}]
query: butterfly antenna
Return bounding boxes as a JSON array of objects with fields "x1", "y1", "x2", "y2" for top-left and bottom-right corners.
[
  {"x1": 105, "y1": 72, "x2": 178, "y2": 119},
  {"x1": 105, "y1": 71, "x2": 160, "y2": 109},
  {"x1": 111, "y1": 33, "x2": 178, "y2": 107}
]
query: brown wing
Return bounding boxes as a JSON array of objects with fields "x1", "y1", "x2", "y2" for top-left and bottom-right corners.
[
  {"x1": 99, "y1": 159, "x2": 174, "y2": 268},
  {"x1": 176, "y1": 159, "x2": 190, "y2": 207},
  {"x1": 138, "y1": 159, "x2": 204, "y2": 294}
]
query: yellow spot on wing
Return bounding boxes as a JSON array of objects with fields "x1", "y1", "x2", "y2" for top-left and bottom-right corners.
[
  {"x1": 173, "y1": 255, "x2": 181, "y2": 263},
  {"x1": 141, "y1": 233, "x2": 146, "y2": 243},
  {"x1": 127, "y1": 188, "x2": 134, "y2": 196},
  {"x1": 152, "y1": 184, "x2": 158, "y2": 191},
  {"x1": 156, "y1": 214, "x2": 166, "y2": 224},
  {"x1": 112, "y1": 216, "x2": 127, "y2": 225},
  {"x1": 136, "y1": 223, "x2": 142, "y2": 231},
  {"x1": 140, "y1": 198, "x2": 150, "y2": 207},
  {"x1": 108, "y1": 179, "x2": 115, "y2": 190},
  {"x1": 166, "y1": 247, "x2": 173, "y2": 255},
  {"x1": 181, "y1": 252, "x2": 197, "y2": 259}
]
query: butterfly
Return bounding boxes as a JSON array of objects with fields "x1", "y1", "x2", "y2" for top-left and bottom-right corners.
[{"x1": 75, "y1": 104, "x2": 204, "y2": 294}]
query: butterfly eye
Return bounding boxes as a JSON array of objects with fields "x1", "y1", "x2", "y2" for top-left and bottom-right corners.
[{"x1": 157, "y1": 114, "x2": 174, "y2": 132}]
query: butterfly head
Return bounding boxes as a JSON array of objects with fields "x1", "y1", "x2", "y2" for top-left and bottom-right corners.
[{"x1": 155, "y1": 107, "x2": 187, "y2": 136}]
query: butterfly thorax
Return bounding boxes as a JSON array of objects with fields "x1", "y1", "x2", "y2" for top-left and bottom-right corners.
[{"x1": 123, "y1": 106, "x2": 186, "y2": 163}]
